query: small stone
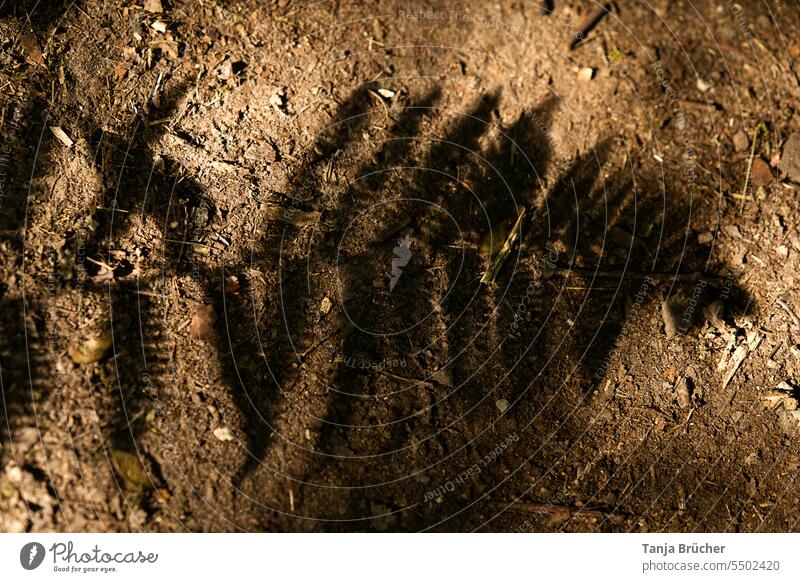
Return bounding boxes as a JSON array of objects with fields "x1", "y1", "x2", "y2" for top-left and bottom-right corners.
[
  {"x1": 150, "y1": 20, "x2": 168, "y2": 33},
  {"x1": 732, "y1": 130, "x2": 748, "y2": 153},
  {"x1": 190, "y1": 304, "x2": 217, "y2": 339},
  {"x1": 213, "y1": 427, "x2": 235, "y2": 442},
  {"x1": 6, "y1": 466, "x2": 23, "y2": 484},
  {"x1": 675, "y1": 377, "x2": 692, "y2": 409},
  {"x1": 750, "y1": 158, "x2": 773, "y2": 187},
  {"x1": 377, "y1": 88, "x2": 396, "y2": 98},
  {"x1": 722, "y1": 224, "x2": 742, "y2": 238},
  {"x1": 577, "y1": 67, "x2": 595, "y2": 82},
  {"x1": 143, "y1": 0, "x2": 164, "y2": 13},
  {"x1": 777, "y1": 245, "x2": 789, "y2": 258},
  {"x1": 780, "y1": 134, "x2": 800, "y2": 182},
  {"x1": 320, "y1": 296, "x2": 332, "y2": 315},
  {"x1": 495, "y1": 398, "x2": 510, "y2": 413},
  {"x1": 696, "y1": 78, "x2": 711, "y2": 92},
  {"x1": 697, "y1": 231, "x2": 714, "y2": 244},
  {"x1": 661, "y1": 295, "x2": 686, "y2": 338}
]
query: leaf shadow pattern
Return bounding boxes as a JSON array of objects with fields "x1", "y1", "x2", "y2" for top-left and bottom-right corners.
[
  {"x1": 230, "y1": 85, "x2": 450, "y2": 527},
  {"x1": 227, "y1": 75, "x2": 754, "y2": 531},
  {"x1": 0, "y1": 0, "x2": 96, "y2": 529},
  {"x1": 226, "y1": 86, "x2": 582, "y2": 529},
  {"x1": 1, "y1": 11, "x2": 254, "y2": 525},
  {"x1": 441, "y1": 111, "x2": 755, "y2": 532}
]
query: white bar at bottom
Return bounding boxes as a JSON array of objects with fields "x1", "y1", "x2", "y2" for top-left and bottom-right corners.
[{"x1": 1, "y1": 534, "x2": 796, "y2": 581}]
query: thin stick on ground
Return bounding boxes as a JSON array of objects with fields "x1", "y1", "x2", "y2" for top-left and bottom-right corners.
[
  {"x1": 740, "y1": 122, "x2": 768, "y2": 213},
  {"x1": 480, "y1": 207, "x2": 526, "y2": 284}
]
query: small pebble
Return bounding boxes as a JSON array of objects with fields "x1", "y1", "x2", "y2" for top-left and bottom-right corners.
[
  {"x1": 697, "y1": 231, "x2": 713, "y2": 244},
  {"x1": 190, "y1": 304, "x2": 217, "y2": 339},
  {"x1": 779, "y1": 133, "x2": 800, "y2": 182},
  {"x1": 213, "y1": 427, "x2": 235, "y2": 442},
  {"x1": 675, "y1": 377, "x2": 692, "y2": 409},
  {"x1": 320, "y1": 296, "x2": 332, "y2": 315},
  {"x1": 751, "y1": 158, "x2": 773, "y2": 187},
  {"x1": 732, "y1": 130, "x2": 748, "y2": 152},
  {"x1": 6, "y1": 466, "x2": 23, "y2": 483},
  {"x1": 722, "y1": 224, "x2": 742, "y2": 238},
  {"x1": 143, "y1": 0, "x2": 164, "y2": 13}
]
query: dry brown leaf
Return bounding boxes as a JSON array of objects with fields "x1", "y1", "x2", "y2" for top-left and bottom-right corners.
[
  {"x1": 68, "y1": 333, "x2": 112, "y2": 364},
  {"x1": 19, "y1": 32, "x2": 45, "y2": 66},
  {"x1": 111, "y1": 450, "x2": 150, "y2": 486}
]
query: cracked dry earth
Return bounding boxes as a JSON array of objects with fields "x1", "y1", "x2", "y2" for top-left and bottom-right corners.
[{"x1": 3, "y1": 0, "x2": 800, "y2": 532}]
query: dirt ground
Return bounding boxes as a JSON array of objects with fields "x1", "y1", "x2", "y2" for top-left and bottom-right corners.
[{"x1": 2, "y1": 0, "x2": 800, "y2": 532}]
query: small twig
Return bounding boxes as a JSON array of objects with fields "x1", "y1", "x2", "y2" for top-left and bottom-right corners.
[
  {"x1": 85, "y1": 256, "x2": 114, "y2": 271},
  {"x1": 740, "y1": 122, "x2": 768, "y2": 213},
  {"x1": 164, "y1": 238, "x2": 212, "y2": 248},
  {"x1": 377, "y1": 370, "x2": 436, "y2": 389},
  {"x1": 777, "y1": 298, "x2": 800, "y2": 328},
  {"x1": 368, "y1": 89, "x2": 391, "y2": 120},
  {"x1": 570, "y1": 2, "x2": 612, "y2": 50},
  {"x1": 678, "y1": 99, "x2": 722, "y2": 112}
]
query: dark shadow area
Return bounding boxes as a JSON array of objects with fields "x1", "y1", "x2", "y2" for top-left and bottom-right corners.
[{"x1": 232, "y1": 82, "x2": 754, "y2": 531}]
